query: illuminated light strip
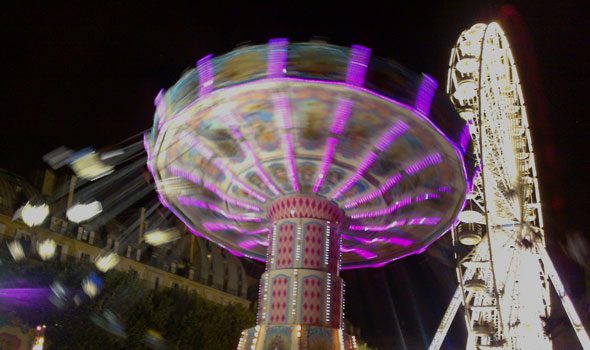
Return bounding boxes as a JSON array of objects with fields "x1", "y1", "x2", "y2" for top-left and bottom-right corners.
[
  {"x1": 374, "y1": 121, "x2": 410, "y2": 152},
  {"x1": 348, "y1": 217, "x2": 441, "y2": 231},
  {"x1": 415, "y1": 74, "x2": 439, "y2": 117},
  {"x1": 340, "y1": 246, "x2": 377, "y2": 259},
  {"x1": 291, "y1": 273, "x2": 298, "y2": 319},
  {"x1": 349, "y1": 196, "x2": 412, "y2": 219},
  {"x1": 347, "y1": 192, "x2": 440, "y2": 220},
  {"x1": 181, "y1": 133, "x2": 268, "y2": 202},
  {"x1": 267, "y1": 38, "x2": 288, "y2": 78},
  {"x1": 197, "y1": 54, "x2": 214, "y2": 96},
  {"x1": 226, "y1": 123, "x2": 281, "y2": 195},
  {"x1": 344, "y1": 152, "x2": 441, "y2": 209},
  {"x1": 169, "y1": 167, "x2": 261, "y2": 211},
  {"x1": 238, "y1": 239, "x2": 268, "y2": 250},
  {"x1": 314, "y1": 99, "x2": 354, "y2": 193},
  {"x1": 330, "y1": 98, "x2": 354, "y2": 134},
  {"x1": 346, "y1": 45, "x2": 371, "y2": 86},
  {"x1": 273, "y1": 93, "x2": 300, "y2": 192},
  {"x1": 406, "y1": 152, "x2": 443, "y2": 175},
  {"x1": 177, "y1": 196, "x2": 262, "y2": 222},
  {"x1": 332, "y1": 121, "x2": 408, "y2": 199},
  {"x1": 314, "y1": 137, "x2": 338, "y2": 193},
  {"x1": 353, "y1": 236, "x2": 414, "y2": 247},
  {"x1": 202, "y1": 222, "x2": 270, "y2": 235}
]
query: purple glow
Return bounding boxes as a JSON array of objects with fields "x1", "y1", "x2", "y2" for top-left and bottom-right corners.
[
  {"x1": 313, "y1": 137, "x2": 338, "y2": 193},
  {"x1": 349, "y1": 196, "x2": 412, "y2": 219},
  {"x1": 313, "y1": 98, "x2": 354, "y2": 193},
  {"x1": 341, "y1": 246, "x2": 377, "y2": 259},
  {"x1": 406, "y1": 153, "x2": 443, "y2": 175},
  {"x1": 342, "y1": 153, "x2": 443, "y2": 209},
  {"x1": 155, "y1": 89, "x2": 167, "y2": 130},
  {"x1": 170, "y1": 166, "x2": 261, "y2": 211},
  {"x1": 330, "y1": 98, "x2": 354, "y2": 134},
  {"x1": 459, "y1": 122, "x2": 471, "y2": 153},
  {"x1": 348, "y1": 216, "x2": 441, "y2": 232},
  {"x1": 415, "y1": 74, "x2": 438, "y2": 117},
  {"x1": 150, "y1": 75, "x2": 471, "y2": 269},
  {"x1": 0, "y1": 287, "x2": 51, "y2": 307},
  {"x1": 177, "y1": 196, "x2": 262, "y2": 222},
  {"x1": 203, "y1": 222, "x2": 270, "y2": 236},
  {"x1": 346, "y1": 45, "x2": 371, "y2": 86},
  {"x1": 274, "y1": 93, "x2": 300, "y2": 192},
  {"x1": 239, "y1": 239, "x2": 268, "y2": 249},
  {"x1": 348, "y1": 192, "x2": 440, "y2": 219},
  {"x1": 182, "y1": 133, "x2": 268, "y2": 202},
  {"x1": 267, "y1": 38, "x2": 288, "y2": 78},
  {"x1": 226, "y1": 122, "x2": 281, "y2": 195},
  {"x1": 333, "y1": 121, "x2": 408, "y2": 199},
  {"x1": 437, "y1": 186, "x2": 452, "y2": 193},
  {"x1": 374, "y1": 121, "x2": 409, "y2": 152},
  {"x1": 350, "y1": 235, "x2": 414, "y2": 247},
  {"x1": 332, "y1": 152, "x2": 378, "y2": 199},
  {"x1": 344, "y1": 173, "x2": 402, "y2": 209},
  {"x1": 197, "y1": 54, "x2": 215, "y2": 96}
]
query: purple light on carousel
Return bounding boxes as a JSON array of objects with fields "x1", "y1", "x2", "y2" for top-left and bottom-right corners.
[
  {"x1": 197, "y1": 54, "x2": 214, "y2": 96},
  {"x1": 225, "y1": 118, "x2": 281, "y2": 195},
  {"x1": 333, "y1": 121, "x2": 408, "y2": 199},
  {"x1": 267, "y1": 38, "x2": 288, "y2": 77},
  {"x1": 182, "y1": 134, "x2": 268, "y2": 202},
  {"x1": 459, "y1": 121, "x2": 472, "y2": 153},
  {"x1": 274, "y1": 93, "x2": 300, "y2": 193},
  {"x1": 341, "y1": 246, "x2": 377, "y2": 259},
  {"x1": 146, "y1": 40, "x2": 473, "y2": 349},
  {"x1": 170, "y1": 167, "x2": 261, "y2": 212},
  {"x1": 314, "y1": 98, "x2": 354, "y2": 193},
  {"x1": 406, "y1": 152, "x2": 443, "y2": 175},
  {"x1": 415, "y1": 74, "x2": 438, "y2": 117},
  {"x1": 346, "y1": 45, "x2": 371, "y2": 86},
  {"x1": 348, "y1": 216, "x2": 441, "y2": 232},
  {"x1": 203, "y1": 222, "x2": 269, "y2": 236}
]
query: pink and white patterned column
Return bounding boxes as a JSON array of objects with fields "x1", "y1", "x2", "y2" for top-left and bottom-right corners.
[{"x1": 257, "y1": 194, "x2": 345, "y2": 329}]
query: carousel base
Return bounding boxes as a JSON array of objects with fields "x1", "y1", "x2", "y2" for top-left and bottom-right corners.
[{"x1": 238, "y1": 324, "x2": 359, "y2": 350}]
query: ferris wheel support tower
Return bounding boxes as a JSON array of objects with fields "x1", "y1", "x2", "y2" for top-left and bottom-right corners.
[{"x1": 428, "y1": 22, "x2": 590, "y2": 350}]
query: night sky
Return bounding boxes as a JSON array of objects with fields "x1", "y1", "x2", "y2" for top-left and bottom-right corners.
[{"x1": 1, "y1": 2, "x2": 588, "y2": 349}]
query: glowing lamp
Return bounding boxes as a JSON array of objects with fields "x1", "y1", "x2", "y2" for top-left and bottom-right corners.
[
  {"x1": 66, "y1": 201, "x2": 102, "y2": 223},
  {"x1": 7, "y1": 240, "x2": 25, "y2": 262},
  {"x1": 95, "y1": 253, "x2": 120, "y2": 272},
  {"x1": 144, "y1": 229, "x2": 180, "y2": 246},
  {"x1": 37, "y1": 238, "x2": 57, "y2": 260},
  {"x1": 22, "y1": 202, "x2": 49, "y2": 227}
]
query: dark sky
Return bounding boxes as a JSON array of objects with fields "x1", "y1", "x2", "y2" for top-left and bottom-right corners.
[{"x1": 1, "y1": 2, "x2": 588, "y2": 349}]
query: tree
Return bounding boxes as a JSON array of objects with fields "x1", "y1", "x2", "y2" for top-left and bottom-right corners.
[{"x1": 1, "y1": 258, "x2": 256, "y2": 349}]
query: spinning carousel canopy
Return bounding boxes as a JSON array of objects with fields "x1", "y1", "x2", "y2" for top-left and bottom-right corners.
[{"x1": 145, "y1": 39, "x2": 474, "y2": 269}]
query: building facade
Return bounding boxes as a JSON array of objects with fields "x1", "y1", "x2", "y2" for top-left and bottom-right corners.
[{"x1": 0, "y1": 168, "x2": 251, "y2": 307}]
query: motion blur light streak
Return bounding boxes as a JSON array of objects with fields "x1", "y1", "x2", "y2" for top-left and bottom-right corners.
[
  {"x1": 7, "y1": 240, "x2": 25, "y2": 261},
  {"x1": 37, "y1": 238, "x2": 57, "y2": 261},
  {"x1": 21, "y1": 202, "x2": 50, "y2": 227},
  {"x1": 143, "y1": 229, "x2": 181, "y2": 246},
  {"x1": 66, "y1": 201, "x2": 102, "y2": 223}
]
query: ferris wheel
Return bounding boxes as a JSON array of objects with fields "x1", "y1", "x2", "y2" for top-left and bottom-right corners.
[{"x1": 429, "y1": 22, "x2": 590, "y2": 350}]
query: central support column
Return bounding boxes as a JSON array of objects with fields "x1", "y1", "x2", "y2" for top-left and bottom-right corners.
[{"x1": 239, "y1": 195, "x2": 358, "y2": 350}]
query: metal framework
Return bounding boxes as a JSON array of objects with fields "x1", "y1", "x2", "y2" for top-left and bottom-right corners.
[{"x1": 429, "y1": 22, "x2": 590, "y2": 350}]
